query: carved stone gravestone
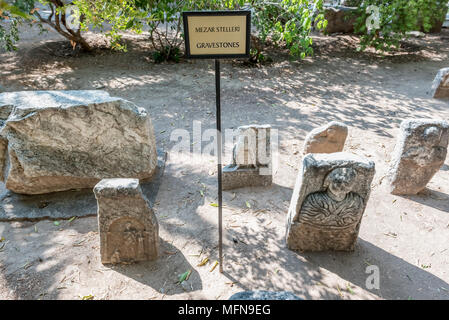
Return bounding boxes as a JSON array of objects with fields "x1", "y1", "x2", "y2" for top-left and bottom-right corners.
[
  {"x1": 430, "y1": 68, "x2": 449, "y2": 99},
  {"x1": 303, "y1": 121, "x2": 348, "y2": 155},
  {"x1": 388, "y1": 119, "x2": 449, "y2": 195},
  {"x1": 286, "y1": 153, "x2": 375, "y2": 252},
  {"x1": 94, "y1": 178, "x2": 159, "y2": 264},
  {"x1": 222, "y1": 124, "x2": 272, "y2": 190}
]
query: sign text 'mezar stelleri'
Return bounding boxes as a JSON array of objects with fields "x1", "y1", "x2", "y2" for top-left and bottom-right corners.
[{"x1": 183, "y1": 11, "x2": 250, "y2": 59}]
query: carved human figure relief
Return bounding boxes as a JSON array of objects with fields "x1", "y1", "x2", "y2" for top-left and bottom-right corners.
[
  {"x1": 106, "y1": 219, "x2": 148, "y2": 263},
  {"x1": 299, "y1": 167, "x2": 365, "y2": 228},
  {"x1": 286, "y1": 153, "x2": 375, "y2": 252}
]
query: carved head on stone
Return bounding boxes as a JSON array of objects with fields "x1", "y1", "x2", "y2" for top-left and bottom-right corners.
[{"x1": 323, "y1": 167, "x2": 357, "y2": 201}]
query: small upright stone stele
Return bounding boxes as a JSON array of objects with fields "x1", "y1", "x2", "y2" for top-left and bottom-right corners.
[
  {"x1": 286, "y1": 153, "x2": 375, "y2": 252},
  {"x1": 388, "y1": 119, "x2": 449, "y2": 195},
  {"x1": 303, "y1": 121, "x2": 348, "y2": 154},
  {"x1": 94, "y1": 178, "x2": 159, "y2": 264},
  {"x1": 430, "y1": 68, "x2": 449, "y2": 99},
  {"x1": 222, "y1": 124, "x2": 272, "y2": 190}
]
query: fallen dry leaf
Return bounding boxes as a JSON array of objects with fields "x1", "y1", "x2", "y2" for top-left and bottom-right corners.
[
  {"x1": 210, "y1": 260, "x2": 219, "y2": 272},
  {"x1": 197, "y1": 257, "x2": 209, "y2": 267}
]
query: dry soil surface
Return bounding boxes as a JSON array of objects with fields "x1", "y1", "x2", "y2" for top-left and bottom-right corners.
[{"x1": 0, "y1": 25, "x2": 448, "y2": 300}]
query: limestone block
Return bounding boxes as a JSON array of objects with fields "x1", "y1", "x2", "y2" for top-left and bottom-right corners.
[
  {"x1": 223, "y1": 124, "x2": 272, "y2": 190},
  {"x1": 430, "y1": 68, "x2": 449, "y2": 99},
  {"x1": 0, "y1": 90, "x2": 157, "y2": 194},
  {"x1": 389, "y1": 119, "x2": 449, "y2": 195},
  {"x1": 94, "y1": 178, "x2": 159, "y2": 264},
  {"x1": 286, "y1": 152, "x2": 375, "y2": 252},
  {"x1": 303, "y1": 121, "x2": 348, "y2": 155}
]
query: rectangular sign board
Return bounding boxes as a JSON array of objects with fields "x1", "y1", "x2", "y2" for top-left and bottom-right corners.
[{"x1": 183, "y1": 11, "x2": 251, "y2": 59}]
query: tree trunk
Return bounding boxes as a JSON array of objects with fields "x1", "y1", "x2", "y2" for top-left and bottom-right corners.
[{"x1": 35, "y1": 1, "x2": 93, "y2": 52}]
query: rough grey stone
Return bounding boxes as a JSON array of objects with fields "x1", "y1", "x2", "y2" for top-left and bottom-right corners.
[
  {"x1": 223, "y1": 124, "x2": 272, "y2": 190},
  {"x1": 233, "y1": 126, "x2": 258, "y2": 167},
  {"x1": 180, "y1": 280, "x2": 192, "y2": 292},
  {"x1": 303, "y1": 121, "x2": 348, "y2": 154},
  {"x1": 0, "y1": 90, "x2": 157, "y2": 194},
  {"x1": 323, "y1": 6, "x2": 358, "y2": 34},
  {"x1": 0, "y1": 149, "x2": 166, "y2": 222},
  {"x1": 229, "y1": 291, "x2": 302, "y2": 300},
  {"x1": 0, "y1": 104, "x2": 12, "y2": 121},
  {"x1": 430, "y1": 68, "x2": 449, "y2": 99},
  {"x1": 94, "y1": 178, "x2": 159, "y2": 264},
  {"x1": 388, "y1": 119, "x2": 449, "y2": 195},
  {"x1": 286, "y1": 152, "x2": 375, "y2": 252},
  {"x1": 407, "y1": 31, "x2": 426, "y2": 38},
  {"x1": 222, "y1": 167, "x2": 272, "y2": 190}
]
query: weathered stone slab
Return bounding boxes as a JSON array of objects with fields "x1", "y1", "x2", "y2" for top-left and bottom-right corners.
[
  {"x1": 222, "y1": 167, "x2": 272, "y2": 190},
  {"x1": 0, "y1": 149, "x2": 166, "y2": 222},
  {"x1": 430, "y1": 68, "x2": 449, "y2": 99},
  {"x1": 94, "y1": 178, "x2": 159, "y2": 264},
  {"x1": 286, "y1": 153, "x2": 375, "y2": 252},
  {"x1": 303, "y1": 121, "x2": 348, "y2": 154},
  {"x1": 388, "y1": 119, "x2": 449, "y2": 195},
  {"x1": 234, "y1": 126, "x2": 258, "y2": 167},
  {"x1": 0, "y1": 90, "x2": 157, "y2": 194},
  {"x1": 229, "y1": 291, "x2": 302, "y2": 300},
  {"x1": 323, "y1": 5, "x2": 357, "y2": 34},
  {"x1": 223, "y1": 124, "x2": 272, "y2": 190}
]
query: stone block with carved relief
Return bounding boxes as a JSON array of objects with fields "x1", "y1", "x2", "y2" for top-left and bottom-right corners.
[{"x1": 94, "y1": 178, "x2": 159, "y2": 264}]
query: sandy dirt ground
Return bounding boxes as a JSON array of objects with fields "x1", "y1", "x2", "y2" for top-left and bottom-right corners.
[{"x1": 0, "y1": 24, "x2": 448, "y2": 300}]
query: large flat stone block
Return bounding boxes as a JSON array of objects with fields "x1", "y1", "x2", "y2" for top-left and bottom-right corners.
[{"x1": 0, "y1": 90, "x2": 157, "y2": 194}]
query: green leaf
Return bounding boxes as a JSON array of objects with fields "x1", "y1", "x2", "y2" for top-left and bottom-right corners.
[
  {"x1": 178, "y1": 270, "x2": 191, "y2": 283},
  {"x1": 210, "y1": 203, "x2": 218, "y2": 207}
]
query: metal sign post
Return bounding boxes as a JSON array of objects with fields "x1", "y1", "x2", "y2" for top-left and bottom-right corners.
[
  {"x1": 183, "y1": 11, "x2": 251, "y2": 273},
  {"x1": 215, "y1": 59, "x2": 223, "y2": 272}
]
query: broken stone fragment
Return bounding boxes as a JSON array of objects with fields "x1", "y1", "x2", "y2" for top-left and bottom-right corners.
[
  {"x1": 286, "y1": 152, "x2": 375, "y2": 252},
  {"x1": 430, "y1": 68, "x2": 449, "y2": 99},
  {"x1": 94, "y1": 178, "x2": 159, "y2": 264},
  {"x1": 303, "y1": 121, "x2": 348, "y2": 155},
  {"x1": 0, "y1": 90, "x2": 157, "y2": 194},
  {"x1": 233, "y1": 126, "x2": 258, "y2": 168},
  {"x1": 223, "y1": 124, "x2": 272, "y2": 190},
  {"x1": 388, "y1": 119, "x2": 449, "y2": 195}
]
